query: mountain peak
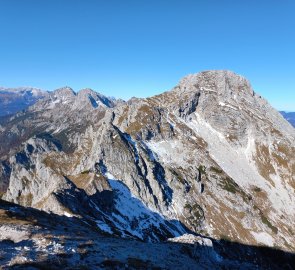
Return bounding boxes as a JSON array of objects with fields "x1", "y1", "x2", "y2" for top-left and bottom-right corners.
[
  {"x1": 52, "y1": 86, "x2": 76, "y2": 97},
  {"x1": 78, "y1": 88, "x2": 97, "y2": 95},
  {"x1": 76, "y1": 88, "x2": 116, "y2": 108},
  {"x1": 77, "y1": 88, "x2": 103, "y2": 100},
  {"x1": 178, "y1": 70, "x2": 255, "y2": 97}
]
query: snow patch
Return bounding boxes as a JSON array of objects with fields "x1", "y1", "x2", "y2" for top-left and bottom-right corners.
[
  {"x1": 96, "y1": 221, "x2": 113, "y2": 234},
  {"x1": 218, "y1": 101, "x2": 238, "y2": 110},
  {"x1": 63, "y1": 211, "x2": 73, "y2": 217},
  {"x1": 251, "y1": 231, "x2": 274, "y2": 247},
  {"x1": 146, "y1": 140, "x2": 187, "y2": 165},
  {"x1": 104, "y1": 172, "x2": 186, "y2": 241}
]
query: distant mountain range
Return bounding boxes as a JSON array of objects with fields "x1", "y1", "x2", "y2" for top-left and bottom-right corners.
[
  {"x1": 280, "y1": 111, "x2": 295, "y2": 127},
  {"x1": 0, "y1": 87, "x2": 48, "y2": 116},
  {"x1": 1, "y1": 86, "x2": 295, "y2": 130}
]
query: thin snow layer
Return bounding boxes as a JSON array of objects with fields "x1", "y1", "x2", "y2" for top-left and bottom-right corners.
[
  {"x1": 168, "y1": 234, "x2": 213, "y2": 246},
  {"x1": 96, "y1": 221, "x2": 113, "y2": 234},
  {"x1": 251, "y1": 231, "x2": 274, "y2": 246},
  {"x1": 186, "y1": 113, "x2": 295, "y2": 215},
  {"x1": 146, "y1": 140, "x2": 191, "y2": 166},
  {"x1": 0, "y1": 226, "x2": 31, "y2": 243},
  {"x1": 105, "y1": 173, "x2": 186, "y2": 241},
  {"x1": 168, "y1": 234, "x2": 223, "y2": 263},
  {"x1": 218, "y1": 102, "x2": 238, "y2": 111},
  {"x1": 63, "y1": 211, "x2": 73, "y2": 218}
]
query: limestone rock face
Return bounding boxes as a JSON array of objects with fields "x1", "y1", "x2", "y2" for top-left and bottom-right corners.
[{"x1": 0, "y1": 71, "x2": 295, "y2": 254}]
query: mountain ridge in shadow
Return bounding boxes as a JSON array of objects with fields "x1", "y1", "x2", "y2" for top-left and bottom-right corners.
[{"x1": 0, "y1": 199, "x2": 295, "y2": 269}]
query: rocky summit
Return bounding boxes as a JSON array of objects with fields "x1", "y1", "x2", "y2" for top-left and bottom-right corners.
[{"x1": 0, "y1": 70, "x2": 294, "y2": 269}]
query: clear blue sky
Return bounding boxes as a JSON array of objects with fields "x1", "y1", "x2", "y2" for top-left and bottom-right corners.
[{"x1": 0, "y1": 0, "x2": 294, "y2": 110}]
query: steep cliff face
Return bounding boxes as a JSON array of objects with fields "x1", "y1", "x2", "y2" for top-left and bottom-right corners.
[
  {"x1": 113, "y1": 70, "x2": 295, "y2": 250},
  {"x1": 0, "y1": 71, "x2": 294, "y2": 254}
]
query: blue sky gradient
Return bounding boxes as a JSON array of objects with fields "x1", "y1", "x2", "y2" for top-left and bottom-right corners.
[{"x1": 0, "y1": 0, "x2": 294, "y2": 110}]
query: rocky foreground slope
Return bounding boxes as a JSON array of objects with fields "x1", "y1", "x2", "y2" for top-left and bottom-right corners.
[
  {"x1": 0, "y1": 70, "x2": 295, "y2": 268},
  {"x1": 1, "y1": 199, "x2": 294, "y2": 269}
]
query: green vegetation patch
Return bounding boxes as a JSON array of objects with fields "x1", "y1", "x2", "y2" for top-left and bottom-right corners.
[
  {"x1": 221, "y1": 177, "x2": 239, "y2": 194},
  {"x1": 219, "y1": 176, "x2": 251, "y2": 203},
  {"x1": 169, "y1": 168, "x2": 186, "y2": 184},
  {"x1": 253, "y1": 186, "x2": 262, "y2": 193},
  {"x1": 184, "y1": 203, "x2": 204, "y2": 221},
  {"x1": 260, "y1": 212, "x2": 278, "y2": 234},
  {"x1": 210, "y1": 166, "x2": 223, "y2": 174},
  {"x1": 81, "y1": 170, "x2": 90, "y2": 175},
  {"x1": 198, "y1": 165, "x2": 207, "y2": 175},
  {"x1": 220, "y1": 234, "x2": 232, "y2": 242}
]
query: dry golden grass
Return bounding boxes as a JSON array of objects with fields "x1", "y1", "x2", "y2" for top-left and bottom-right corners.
[
  {"x1": 117, "y1": 106, "x2": 129, "y2": 126},
  {"x1": 254, "y1": 143, "x2": 276, "y2": 187},
  {"x1": 34, "y1": 195, "x2": 50, "y2": 209},
  {"x1": 18, "y1": 193, "x2": 33, "y2": 207},
  {"x1": 69, "y1": 173, "x2": 93, "y2": 190},
  {"x1": 125, "y1": 103, "x2": 158, "y2": 135},
  {"x1": 227, "y1": 134, "x2": 238, "y2": 142},
  {"x1": 202, "y1": 194, "x2": 256, "y2": 245},
  {"x1": 0, "y1": 209, "x2": 34, "y2": 225}
]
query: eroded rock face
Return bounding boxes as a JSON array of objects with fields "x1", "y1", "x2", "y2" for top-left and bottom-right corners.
[{"x1": 0, "y1": 71, "x2": 294, "y2": 253}]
